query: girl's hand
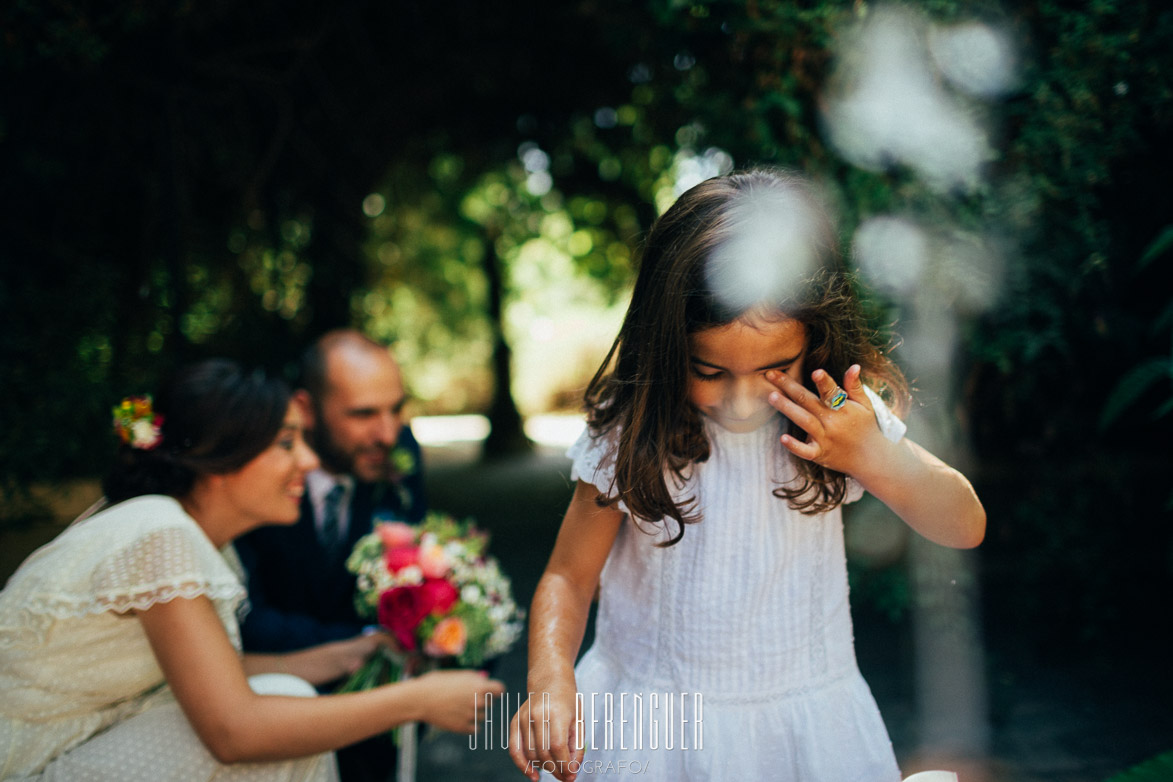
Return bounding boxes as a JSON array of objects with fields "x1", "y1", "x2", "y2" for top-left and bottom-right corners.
[
  {"x1": 766, "y1": 363, "x2": 887, "y2": 476},
  {"x1": 770, "y1": 364, "x2": 986, "y2": 547},
  {"x1": 509, "y1": 481, "x2": 622, "y2": 781},
  {"x1": 508, "y1": 677, "x2": 583, "y2": 782},
  {"x1": 413, "y1": 669, "x2": 504, "y2": 735}
]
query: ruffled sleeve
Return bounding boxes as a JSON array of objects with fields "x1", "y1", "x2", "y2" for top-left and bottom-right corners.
[
  {"x1": 844, "y1": 386, "x2": 907, "y2": 504},
  {"x1": 566, "y1": 425, "x2": 631, "y2": 515},
  {"x1": 0, "y1": 495, "x2": 246, "y2": 650}
]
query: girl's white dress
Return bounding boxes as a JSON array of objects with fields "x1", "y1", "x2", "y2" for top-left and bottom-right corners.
[
  {"x1": 566, "y1": 393, "x2": 905, "y2": 781},
  {"x1": 0, "y1": 495, "x2": 337, "y2": 782}
]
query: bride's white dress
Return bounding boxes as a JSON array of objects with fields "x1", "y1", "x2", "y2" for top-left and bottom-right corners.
[
  {"x1": 0, "y1": 495, "x2": 336, "y2": 781},
  {"x1": 565, "y1": 392, "x2": 905, "y2": 781}
]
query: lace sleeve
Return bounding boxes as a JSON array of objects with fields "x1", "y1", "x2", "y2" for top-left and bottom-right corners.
[
  {"x1": 87, "y1": 526, "x2": 246, "y2": 615},
  {"x1": 844, "y1": 386, "x2": 908, "y2": 504},
  {"x1": 566, "y1": 425, "x2": 630, "y2": 515},
  {"x1": 0, "y1": 496, "x2": 245, "y2": 648}
]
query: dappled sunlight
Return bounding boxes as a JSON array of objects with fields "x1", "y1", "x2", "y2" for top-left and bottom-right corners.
[
  {"x1": 670, "y1": 146, "x2": 734, "y2": 199},
  {"x1": 361, "y1": 154, "x2": 636, "y2": 418},
  {"x1": 412, "y1": 414, "x2": 491, "y2": 445},
  {"x1": 510, "y1": 297, "x2": 628, "y2": 414},
  {"x1": 412, "y1": 413, "x2": 585, "y2": 454}
]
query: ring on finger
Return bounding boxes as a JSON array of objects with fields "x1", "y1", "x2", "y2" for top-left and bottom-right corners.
[{"x1": 827, "y1": 386, "x2": 848, "y2": 410}]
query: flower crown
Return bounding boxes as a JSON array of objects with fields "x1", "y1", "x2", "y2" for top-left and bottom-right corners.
[{"x1": 112, "y1": 395, "x2": 164, "y2": 450}]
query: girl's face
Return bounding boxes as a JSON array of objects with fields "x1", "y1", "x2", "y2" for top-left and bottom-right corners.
[
  {"x1": 219, "y1": 402, "x2": 319, "y2": 529},
  {"x1": 687, "y1": 316, "x2": 807, "y2": 432}
]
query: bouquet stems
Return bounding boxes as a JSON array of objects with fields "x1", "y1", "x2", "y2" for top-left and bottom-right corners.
[
  {"x1": 335, "y1": 648, "x2": 434, "y2": 780},
  {"x1": 336, "y1": 647, "x2": 403, "y2": 694}
]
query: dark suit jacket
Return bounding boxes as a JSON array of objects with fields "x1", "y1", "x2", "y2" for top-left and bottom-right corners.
[{"x1": 235, "y1": 426, "x2": 427, "y2": 653}]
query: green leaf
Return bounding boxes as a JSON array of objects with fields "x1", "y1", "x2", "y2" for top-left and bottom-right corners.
[
  {"x1": 1103, "y1": 749, "x2": 1173, "y2": 782},
  {"x1": 1099, "y1": 358, "x2": 1173, "y2": 429},
  {"x1": 1139, "y1": 226, "x2": 1173, "y2": 269}
]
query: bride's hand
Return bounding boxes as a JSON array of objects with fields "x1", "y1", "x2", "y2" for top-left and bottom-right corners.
[{"x1": 413, "y1": 669, "x2": 505, "y2": 734}]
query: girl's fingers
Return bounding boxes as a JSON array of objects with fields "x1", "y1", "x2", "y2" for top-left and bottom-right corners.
[
  {"x1": 781, "y1": 432, "x2": 821, "y2": 462},
  {"x1": 810, "y1": 368, "x2": 841, "y2": 403},
  {"x1": 767, "y1": 371, "x2": 822, "y2": 415},
  {"x1": 843, "y1": 364, "x2": 868, "y2": 403},
  {"x1": 510, "y1": 706, "x2": 546, "y2": 777},
  {"x1": 768, "y1": 390, "x2": 821, "y2": 437},
  {"x1": 506, "y1": 714, "x2": 530, "y2": 775}
]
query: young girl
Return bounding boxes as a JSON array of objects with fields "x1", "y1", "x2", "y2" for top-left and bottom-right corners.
[
  {"x1": 508, "y1": 169, "x2": 984, "y2": 782},
  {"x1": 0, "y1": 359, "x2": 502, "y2": 781}
]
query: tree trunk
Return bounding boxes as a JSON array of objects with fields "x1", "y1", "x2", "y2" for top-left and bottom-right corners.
[{"x1": 480, "y1": 230, "x2": 531, "y2": 459}]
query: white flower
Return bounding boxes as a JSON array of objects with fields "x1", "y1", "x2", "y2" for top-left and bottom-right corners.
[
  {"x1": 130, "y1": 419, "x2": 161, "y2": 448},
  {"x1": 396, "y1": 565, "x2": 423, "y2": 585},
  {"x1": 461, "y1": 584, "x2": 483, "y2": 603}
]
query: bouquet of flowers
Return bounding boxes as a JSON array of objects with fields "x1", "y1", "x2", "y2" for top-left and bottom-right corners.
[{"x1": 340, "y1": 511, "x2": 524, "y2": 691}]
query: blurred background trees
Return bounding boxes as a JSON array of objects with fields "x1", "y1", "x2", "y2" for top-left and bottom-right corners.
[{"x1": 2, "y1": 0, "x2": 1170, "y2": 653}]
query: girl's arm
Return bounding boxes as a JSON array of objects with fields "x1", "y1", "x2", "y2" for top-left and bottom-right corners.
[
  {"x1": 768, "y1": 364, "x2": 986, "y2": 549},
  {"x1": 847, "y1": 437, "x2": 984, "y2": 549},
  {"x1": 509, "y1": 479, "x2": 624, "y2": 782},
  {"x1": 137, "y1": 596, "x2": 503, "y2": 764}
]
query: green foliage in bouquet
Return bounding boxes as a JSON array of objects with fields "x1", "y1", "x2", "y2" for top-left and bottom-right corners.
[{"x1": 340, "y1": 510, "x2": 524, "y2": 693}]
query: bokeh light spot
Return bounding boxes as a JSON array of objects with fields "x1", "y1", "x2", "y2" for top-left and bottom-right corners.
[{"x1": 362, "y1": 193, "x2": 386, "y2": 218}]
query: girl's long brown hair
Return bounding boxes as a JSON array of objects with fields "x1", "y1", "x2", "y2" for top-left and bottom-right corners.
[{"x1": 584, "y1": 168, "x2": 908, "y2": 546}]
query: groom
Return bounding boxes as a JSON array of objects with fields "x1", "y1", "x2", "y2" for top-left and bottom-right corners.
[{"x1": 236, "y1": 329, "x2": 426, "y2": 781}]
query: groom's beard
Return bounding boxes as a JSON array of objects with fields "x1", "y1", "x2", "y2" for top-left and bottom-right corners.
[
  {"x1": 309, "y1": 418, "x2": 394, "y2": 482},
  {"x1": 307, "y1": 415, "x2": 356, "y2": 476}
]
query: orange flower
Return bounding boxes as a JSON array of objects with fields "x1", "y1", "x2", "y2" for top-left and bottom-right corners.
[{"x1": 424, "y1": 616, "x2": 467, "y2": 657}]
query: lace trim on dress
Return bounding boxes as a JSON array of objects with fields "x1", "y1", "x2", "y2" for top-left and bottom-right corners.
[
  {"x1": 0, "y1": 497, "x2": 246, "y2": 650},
  {"x1": 567, "y1": 426, "x2": 631, "y2": 515},
  {"x1": 0, "y1": 584, "x2": 246, "y2": 652},
  {"x1": 15, "y1": 581, "x2": 246, "y2": 620}
]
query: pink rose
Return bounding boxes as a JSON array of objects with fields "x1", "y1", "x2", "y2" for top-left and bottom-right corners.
[
  {"x1": 424, "y1": 616, "x2": 468, "y2": 658},
  {"x1": 384, "y1": 545, "x2": 420, "y2": 573},
  {"x1": 418, "y1": 541, "x2": 450, "y2": 579},
  {"x1": 376, "y1": 578, "x2": 459, "y2": 651},
  {"x1": 377, "y1": 522, "x2": 416, "y2": 550}
]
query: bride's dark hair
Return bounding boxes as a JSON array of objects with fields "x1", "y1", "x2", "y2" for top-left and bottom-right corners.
[{"x1": 102, "y1": 359, "x2": 291, "y2": 504}]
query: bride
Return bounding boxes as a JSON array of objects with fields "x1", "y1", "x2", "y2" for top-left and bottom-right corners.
[{"x1": 0, "y1": 359, "x2": 502, "y2": 781}]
